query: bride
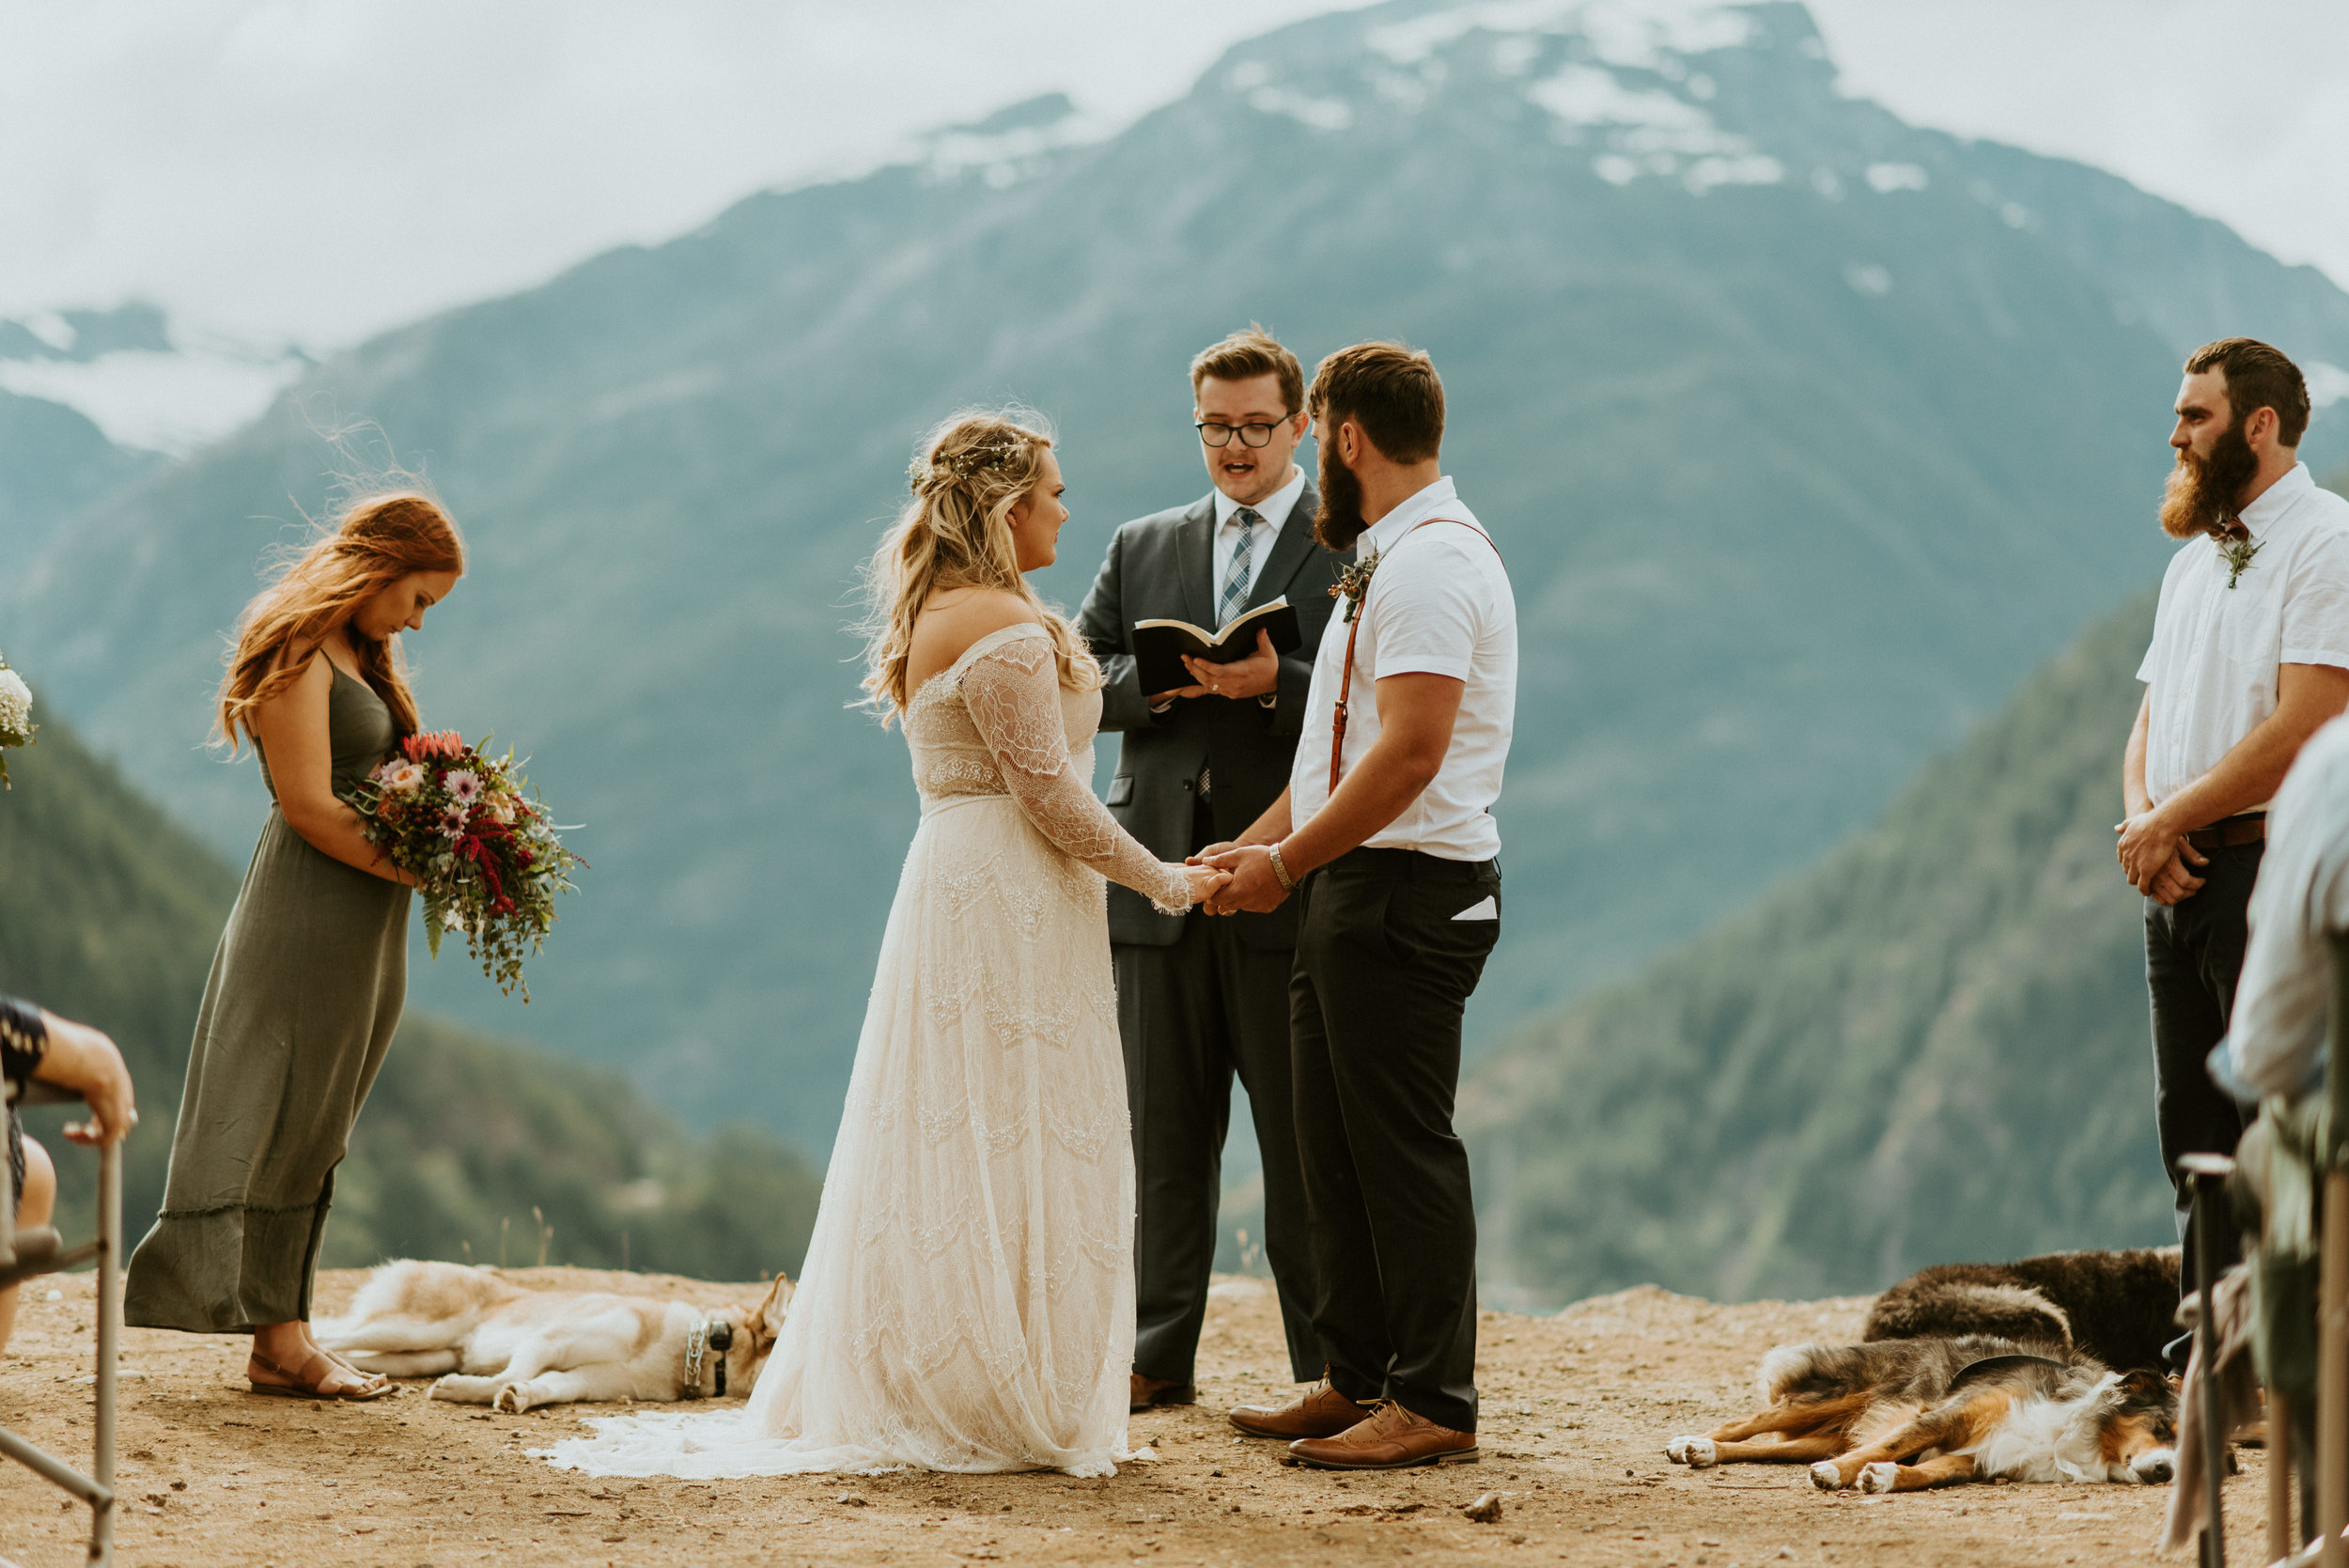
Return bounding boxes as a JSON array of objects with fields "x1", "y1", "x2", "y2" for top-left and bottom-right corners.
[{"x1": 542, "y1": 412, "x2": 1222, "y2": 1479}]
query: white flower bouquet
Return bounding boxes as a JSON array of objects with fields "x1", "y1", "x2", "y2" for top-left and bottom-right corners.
[{"x1": 0, "y1": 650, "x2": 34, "y2": 790}]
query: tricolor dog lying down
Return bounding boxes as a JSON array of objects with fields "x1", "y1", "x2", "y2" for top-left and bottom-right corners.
[
  {"x1": 316, "y1": 1260, "x2": 794, "y2": 1412},
  {"x1": 1664, "y1": 1335, "x2": 2177, "y2": 1493}
]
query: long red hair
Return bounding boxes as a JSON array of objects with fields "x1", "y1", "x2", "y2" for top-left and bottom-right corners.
[{"x1": 218, "y1": 492, "x2": 465, "y2": 749}]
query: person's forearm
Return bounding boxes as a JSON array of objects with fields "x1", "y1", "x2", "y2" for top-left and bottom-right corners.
[
  {"x1": 1235, "y1": 790, "x2": 1293, "y2": 847},
  {"x1": 1280, "y1": 736, "x2": 1440, "y2": 876},
  {"x1": 2123, "y1": 697, "x2": 2152, "y2": 818},
  {"x1": 2155, "y1": 711, "x2": 2326, "y2": 831},
  {"x1": 284, "y1": 798, "x2": 417, "y2": 884}
]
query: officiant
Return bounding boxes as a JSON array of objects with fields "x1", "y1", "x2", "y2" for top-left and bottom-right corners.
[{"x1": 1077, "y1": 326, "x2": 1346, "y2": 1412}]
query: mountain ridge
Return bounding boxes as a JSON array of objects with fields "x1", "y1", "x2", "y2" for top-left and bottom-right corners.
[{"x1": 1465, "y1": 591, "x2": 2172, "y2": 1307}]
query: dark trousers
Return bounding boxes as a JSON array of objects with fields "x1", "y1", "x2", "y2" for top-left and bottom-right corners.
[
  {"x1": 1116, "y1": 913, "x2": 1319, "y2": 1387},
  {"x1": 2145, "y1": 838, "x2": 2262, "y2": 1362},
  {"x1": 1291, "y1": 847, "x2": 1500, "y2": 1435}
]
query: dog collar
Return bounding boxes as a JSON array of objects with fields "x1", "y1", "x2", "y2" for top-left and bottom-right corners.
[{"x1": 683, "y1": 1318, "x2": 736, "y2": 1398}]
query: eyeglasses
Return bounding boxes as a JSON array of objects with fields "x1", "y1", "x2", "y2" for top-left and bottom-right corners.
[{"x1": 1195, "y1": 413, "x2": 1293, "y2": 449}]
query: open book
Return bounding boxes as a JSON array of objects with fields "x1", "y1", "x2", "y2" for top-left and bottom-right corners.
[{"x1": 1130, "y1": 598, "x2": 1301, "y2": 694}]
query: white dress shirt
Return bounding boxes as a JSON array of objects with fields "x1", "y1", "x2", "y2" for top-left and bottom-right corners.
[
  {"x1": 2138, "y1": 462, "x2": 2349, "y2": 809},
  {"x1": 1287, "y1": 476, "x2": 1517, "y2": 862},
  {"x1": 2213, "y1": 714, "x2": 2349, "y2": 1099},
  {"x1": 1211, "y1": 465, "x2": 1307, "y2": 610}
]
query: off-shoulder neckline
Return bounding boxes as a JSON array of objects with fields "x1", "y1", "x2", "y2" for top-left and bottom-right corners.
[{"x1": 910, "y1": 621, "x2": 1050, "y2": 706}]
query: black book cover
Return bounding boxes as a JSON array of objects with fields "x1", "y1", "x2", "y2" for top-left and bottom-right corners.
[{"x1": 1129, "y1": 598, "x2": 1300, "y2": 693}]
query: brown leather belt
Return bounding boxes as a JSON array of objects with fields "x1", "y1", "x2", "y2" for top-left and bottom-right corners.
[{"x1": 2186, "y1": 814, "x2": 2266, "y2": 852}]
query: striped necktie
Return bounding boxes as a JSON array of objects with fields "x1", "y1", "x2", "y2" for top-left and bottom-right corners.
[{"x1": 1220, "y1": 506, "x2": 1261, "y2": 626}]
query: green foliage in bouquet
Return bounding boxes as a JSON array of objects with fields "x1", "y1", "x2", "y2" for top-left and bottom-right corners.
[
  {"x1": 0, "y1": 649, "x2": 35, "y2": 789},
  {"x1": 348, "y1": 729, "x2": 585, "y2": 999}
]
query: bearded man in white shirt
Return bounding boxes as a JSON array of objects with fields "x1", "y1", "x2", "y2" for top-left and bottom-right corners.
[
  {"x1": 2118, "y1": 336, "x2": 2349, "y2": 1365},
  {"x1": 1200, "y1": 342, "x2": 1516, "y2": 1470}
]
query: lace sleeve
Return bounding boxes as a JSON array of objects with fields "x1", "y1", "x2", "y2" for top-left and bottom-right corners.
[{"x1": 961, "y1": 633, "x2": 1194, "y2": 916}]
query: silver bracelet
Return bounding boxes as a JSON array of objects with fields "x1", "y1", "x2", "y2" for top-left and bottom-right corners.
[{"x1": 1268, "y1": 841, "x2": 1295, "y2": 892}]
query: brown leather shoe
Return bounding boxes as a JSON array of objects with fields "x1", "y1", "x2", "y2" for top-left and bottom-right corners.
[
  {"x1": 1287, "y1": 1400, "x2": 1479, "y2": 1469},
  {"x1": 1130, "y1": 1374, "x2": 1195, "y2": 1412},
  {"x1": 1228, "y1": 1376, "x2": 1374, "y2": 1440}
]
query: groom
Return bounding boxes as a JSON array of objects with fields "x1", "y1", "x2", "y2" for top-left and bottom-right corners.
[
  {"x1": 1076, "y1": 326, "x2": 1347, "y2": 1413},
  {"x1": 1204, "y1": 340, "x2": 1516, "y2": 1469}
]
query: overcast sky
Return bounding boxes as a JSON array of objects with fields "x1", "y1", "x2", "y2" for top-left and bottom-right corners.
[{"x1": 3, "y1": 0, "x2": 2344, "y2": 354}]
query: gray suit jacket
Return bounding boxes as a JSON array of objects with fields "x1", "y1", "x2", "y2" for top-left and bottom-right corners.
[{"x1": 1076, "y1": 484, "x2": 1347, "y2": 949}]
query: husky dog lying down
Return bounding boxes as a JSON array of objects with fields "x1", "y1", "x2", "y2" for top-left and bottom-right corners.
[
  {"x1": 1665, "y1": 1335, "x2": 2177, "y2": 1493},
  {"x1": 317, "y1": 1260, "x2": 794, "y2": 1412}
]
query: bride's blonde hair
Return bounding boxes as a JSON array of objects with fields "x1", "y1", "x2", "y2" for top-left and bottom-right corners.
[{"x1": 860, "y1": 411, "x2": 1100, "y2": 720}]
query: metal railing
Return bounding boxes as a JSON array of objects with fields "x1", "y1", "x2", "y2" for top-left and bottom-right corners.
[{"x1": 2, "y1": 1078, "x2": 121, "y2": 1567}]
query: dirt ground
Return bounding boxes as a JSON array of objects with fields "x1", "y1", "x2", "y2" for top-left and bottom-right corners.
[{"x1": 1, "y1": 1267, "x2": 2267, "y2": 1567}]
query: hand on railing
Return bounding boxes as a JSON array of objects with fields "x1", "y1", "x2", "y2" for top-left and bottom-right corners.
[{"x1": 31, "y1": 1012, "x2": 136, "y2": 1146}]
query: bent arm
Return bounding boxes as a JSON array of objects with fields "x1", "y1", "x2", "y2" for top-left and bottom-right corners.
[
  {"x1": 2123, "y1": 690, "x2": 2152, "y2": 818},
  {"x1": 961, "y1": 639, "x2": 1194, "y2": 914},
  {"x1": 2154, "y1": 663, "x2": 2349, "y2": 830},
  {"x1": 1280, "y1": 672, "x2": 1463, "y2": 877},
  {"x1": 250, "y1": 653, "x2": 415, "y2": 885}
]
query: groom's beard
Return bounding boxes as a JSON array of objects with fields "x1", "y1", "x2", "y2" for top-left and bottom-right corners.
[
  {"x1": 2160, "y1": 416, "x2": 2260, "y2": 539},
  {"x1": 1315, "y1": 441, "x2": 1368, "y2": 552}
]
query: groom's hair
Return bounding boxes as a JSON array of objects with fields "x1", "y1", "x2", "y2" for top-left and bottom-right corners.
[
  {"x1": 2185, "y1": 337, "x2": 2309, "y2": 447},
  {"x1": 1190, "y1": 324, "x2": 1304, "y2": 413},
  {"x1": 1308, "y1": 342, "x2": 1443, "y2": 463}
]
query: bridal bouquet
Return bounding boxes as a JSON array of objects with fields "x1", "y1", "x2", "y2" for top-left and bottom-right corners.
[
  {"x1": 0, "y1": 650, "x2": 34, "y2": 790},
  {"x1": 349, "y1": 730, "x2": 585, "y2": 999}
]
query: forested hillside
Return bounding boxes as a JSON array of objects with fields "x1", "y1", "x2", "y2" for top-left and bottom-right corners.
[
  {"x1": 1465, "y1": 594, "x2": 2171, "y2": 1307},
  {"x1": 0, "y1": 708, "x2": 818, "y2": 1278},
  {"x1": 15, "y1": 0, "x2": 2349, "y2": 1148}
]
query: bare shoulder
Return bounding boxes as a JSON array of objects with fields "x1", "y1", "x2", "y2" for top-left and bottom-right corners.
[
  {"x1": 910, "y1": 589, "x2": 1042, "y2": 676},
  {"x1": 266, "y1": 638, "x2": 334, "y2": 694}
]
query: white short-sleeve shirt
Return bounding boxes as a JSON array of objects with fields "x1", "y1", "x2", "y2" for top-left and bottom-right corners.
[
  {"x1": 1288, "y1": 476, "x2": 1517, "y2": 861},
  {"x1": 2137, "y1": 463, "x2": 2349, "y2": 809}
]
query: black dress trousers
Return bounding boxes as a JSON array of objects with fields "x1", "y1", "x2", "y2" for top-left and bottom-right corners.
[
  {"x1": 1289, "y1": 846, "x2": 1501, "y2": 1436},
  {"x1": 2144, "y1": 835, "x2": 2262, "y2": 1350}
]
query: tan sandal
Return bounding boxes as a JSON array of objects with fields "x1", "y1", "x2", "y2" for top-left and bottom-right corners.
[{"x1": 247, "y1": 1350, "x2": 394, "y2": 1401}]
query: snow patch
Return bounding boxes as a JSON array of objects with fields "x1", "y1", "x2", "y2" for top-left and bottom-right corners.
[
  {"x1": 1249, "y1": 87, "x2": 1355, "y2": 132},
  {"x1": 918, "y1": 103, "x2": 1116, "y2": 187},
  {"x1": 1528, "y1": 63, "x2": 1714, "y2": 135},
  {"x1": 1368, "y1": 0, "x2": 1755, "y2": 70},
  {"x1": 1865, "y1": 162, "x2": 1930, "y2": 194},
  {"x1": 1527, "y1": 62, "x2": 1778, "y2": 189}
]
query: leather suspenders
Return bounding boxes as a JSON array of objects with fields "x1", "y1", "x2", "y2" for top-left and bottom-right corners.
[{"x1": 1328, "y1": 517, "x2": 1501, "y2": 797}]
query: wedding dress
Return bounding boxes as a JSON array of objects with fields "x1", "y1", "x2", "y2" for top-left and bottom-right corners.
[{"x1": 540, "y1": 623, "x2": 1191, "y2": 1478}]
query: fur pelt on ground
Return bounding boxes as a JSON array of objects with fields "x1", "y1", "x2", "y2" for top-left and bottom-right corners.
[
  {"x1": 1862, "y1": 1248, "x2": 2182, "y2": 1374},
  {"x1": 316, "y1": 1260, "x2": 792, "y2": 1411}
]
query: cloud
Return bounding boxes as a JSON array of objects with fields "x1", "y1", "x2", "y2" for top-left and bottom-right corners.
[
  {"x1": 3, "y1": 0, "x2": 2342, "y2": 365},
  {"x1": 1806, "y1": 0, "x2": 2349, "y2": 291},
  {"x1": 0, "y1": 0, "x2": 1346, "y2": 349}
]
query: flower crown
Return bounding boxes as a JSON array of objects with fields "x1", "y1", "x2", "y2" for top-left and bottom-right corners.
[{"x1": 910, "y1": 436, "x2": 1027, "y2": 494}]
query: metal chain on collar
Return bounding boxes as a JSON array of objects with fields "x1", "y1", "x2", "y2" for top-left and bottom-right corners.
[{"x1": 682, "y1": 1318, "x2": 737, "y2": 1398}]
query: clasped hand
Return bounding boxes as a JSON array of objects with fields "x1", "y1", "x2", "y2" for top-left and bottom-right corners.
[
  {"x1": 2115, "y1": 808, "x2": 2209, "y2": 906},
  {"x1": 1186, "y1": 841, "x2": 1290, "y2": 917},
  {"x1": 1148, "y1": 629, "x2": 1279, "y2": 706}
]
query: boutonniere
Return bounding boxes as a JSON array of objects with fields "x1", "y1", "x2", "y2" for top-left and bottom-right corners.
[
  {"x1": 2215, "y1": 525, "x2": 2263, "y2": 590},
  {"x1": 1330, "y1": 547, "x2": 1382, "y2": 623}
]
